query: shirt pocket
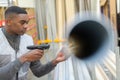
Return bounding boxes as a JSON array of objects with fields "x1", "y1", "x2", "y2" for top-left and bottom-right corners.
[
  {"x1": 19, "y1": 62, "x2": 30, "y2": 78},
  {"x1": 0, "y1": 55, "x2": 11, "y2": 67},
  {"x1": 22, "y1": 62, "x2": 30, "y2": 72}
]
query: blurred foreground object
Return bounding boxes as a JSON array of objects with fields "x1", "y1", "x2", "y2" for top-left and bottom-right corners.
[
  {"x1": 62, "y1": 12, "x2": 117, "y2": 63},
  {"x1": 27, "y1": 44, "x2": 50, "y2": 50}
]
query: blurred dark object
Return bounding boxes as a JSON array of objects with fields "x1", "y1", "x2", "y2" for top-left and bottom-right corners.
[
  {"x1": 27, "y1": 44, "x2": 50, "y2": 50},
  {"x1": 117, "y1": 13, "x2": 120, "y2": 46}
]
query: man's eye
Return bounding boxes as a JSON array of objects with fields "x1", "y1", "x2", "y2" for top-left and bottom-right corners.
[
  {"x1": 26, "y1": 21, "x2": 29, "y2": 24},
  {"x1": 20, "y1": 21, "x2": 28, "y2": 25},
  {"x1": 20, "y1": 22, "x2": 25, "y2": 25}
]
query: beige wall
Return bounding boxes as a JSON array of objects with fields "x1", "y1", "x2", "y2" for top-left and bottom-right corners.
[
  {"x1": 18, "y1": 0, "x2": 35, "y2": 8},
  {"x1": 0, "y1": 0, "x2": 35, "y2": 8},
  {"x1": 117, "y1": 0, "x2": 120, "y2": 13},
  {"x1": 0, "y1": 0, "x2": 8, "y2": 6}
]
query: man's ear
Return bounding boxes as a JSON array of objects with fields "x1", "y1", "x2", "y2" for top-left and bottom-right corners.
[{"x1": 5, "y1": 19, "x2": 12, "y2": 26}]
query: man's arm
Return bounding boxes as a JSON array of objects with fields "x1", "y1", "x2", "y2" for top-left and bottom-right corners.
[
  {"x1": 0, "y1": 59, "x2": 23, "y2": 80},
  {"x1": 30, "y1": 60, "x2": 56, "y2": 77},
  {"x1": 0, "y1": 49, "x2": 44, "y2": 80},
  {"x1": 30, "y1": 52, "x2": 66, "y2": 77}
]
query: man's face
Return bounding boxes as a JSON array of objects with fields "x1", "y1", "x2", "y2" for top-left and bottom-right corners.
[{"x1": 6, "y1": 14, "x2": 29, "y2": 35}]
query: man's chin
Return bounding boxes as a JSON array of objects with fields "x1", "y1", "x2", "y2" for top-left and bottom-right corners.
[{"x1": 19, "y1": 32, "x2": 25, "y2": 35}]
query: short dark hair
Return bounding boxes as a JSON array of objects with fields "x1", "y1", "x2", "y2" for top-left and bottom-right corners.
[{"x1": 5, "y1": 6, "x2": 27, "y2": 19}]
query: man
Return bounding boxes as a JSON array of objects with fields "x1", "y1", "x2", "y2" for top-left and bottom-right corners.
[{"x1": 0, "y1": 6, "x2": 66, "y2": 80}]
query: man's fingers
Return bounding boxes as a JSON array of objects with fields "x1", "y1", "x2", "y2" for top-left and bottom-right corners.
[{"x1": 34, "y1": 50, "x2": 44, "y2": 57}]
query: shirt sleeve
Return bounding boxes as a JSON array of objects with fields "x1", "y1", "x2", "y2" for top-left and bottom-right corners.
[
  {"x1": 30, "y1": 60, "x2": 56, "y2": 77},
  {"x1": 0, "y1": 59, "x2": 23, "y2": 80}
]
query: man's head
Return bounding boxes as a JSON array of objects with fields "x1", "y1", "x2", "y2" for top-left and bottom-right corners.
[{"x1": 5, "y1": 6, "x2": 29, "y2": 35}]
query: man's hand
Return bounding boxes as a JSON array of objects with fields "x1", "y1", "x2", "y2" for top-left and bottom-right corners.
[
  {"x1": 52, "y1": 45, "x2": 72, "y2": 65},
  {"x1": 19, "y1": 49, "x2": 44, "y2": 63},
  {"x1": 52, "y1": 52, "x2": 66, "y2": 66}
]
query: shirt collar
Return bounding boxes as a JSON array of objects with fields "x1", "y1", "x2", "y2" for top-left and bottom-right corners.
[{"x1": 2, "y1": 27, "x2": 20, "y2": 42}]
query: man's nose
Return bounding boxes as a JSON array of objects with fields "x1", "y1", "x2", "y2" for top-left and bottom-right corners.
[{"x1": 23, "y1": 23, "x2": 28, "y2": 29}]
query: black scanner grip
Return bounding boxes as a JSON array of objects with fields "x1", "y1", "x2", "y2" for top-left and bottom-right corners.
[{"x1": 27, "y1": 44, "x2": 50, "y2": 50}]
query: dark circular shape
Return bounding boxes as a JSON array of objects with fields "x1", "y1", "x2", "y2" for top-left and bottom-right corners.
[{"x1": 69, "y1": 20, "x2": 108, "y2": 59}]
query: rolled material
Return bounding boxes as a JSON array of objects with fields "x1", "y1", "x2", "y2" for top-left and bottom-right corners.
[{"x1": 64, "y1": 12, "x2": 117, "y2": 63}]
